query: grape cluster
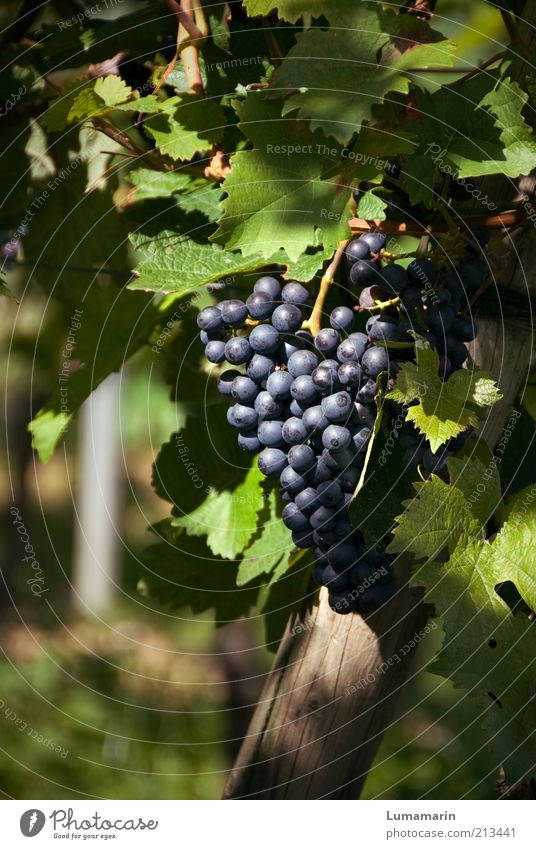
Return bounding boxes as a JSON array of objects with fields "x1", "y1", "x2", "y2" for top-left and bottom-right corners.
[
  {"x1": 198, "y1": 272, "x2": 399, "y2": 614},
  {"x1": 197, "y1": 224, "x2": 483, "y2": 615}
]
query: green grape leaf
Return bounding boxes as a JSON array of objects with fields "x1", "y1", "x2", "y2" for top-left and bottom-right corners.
[
  {"x1": 270, "y1": 4, "x2": 455, "y2": 144},
  {"x1": 389, "y1": 451, "x2": 501, "y2": 562},
  {"x1": 67, "y1": 86, "x2": 106, "y2": 122},
  {"x1": 356, "y1": 191, "x2": 388, "y2": 220},
  {"x1": 405, "y1": 76, "x2": 536, "y2": 182},
  {"x1": 152, "y1": 402, "x2": 253, "y2": 521},
  {"x1": 129, "y1": 230, "x2": 286, "y2": 294},
  {"x1": 236, "y1": 488, "x2": 293, "y2": 585},
  {"x1": 386, "y1": 337, "x2": 502, "y2": 452},
  {"x1": 144, "y1": 94, "x2": 224, "y2": 161},
  {"x1": 212, "y1": 92, "x2": 353, "y2": 261},
  {"x1": 93, "y1": 75, "x2": 132, "y2": 106},
  {"x1": 141, "y1": 521, "x2": 257, "y2": 623},
  {"x1": 28, "y1": 287, "x2": 162, "y2": 462},
  {"x1": 244, "y1": 1, "x2": 327, "y2": 22},
  {"x1": 390, "y1": 463, "x2": 536, "y2": 781},
  {"x1": 172, "y1": 465, "x2": 265, "y2": 559}
]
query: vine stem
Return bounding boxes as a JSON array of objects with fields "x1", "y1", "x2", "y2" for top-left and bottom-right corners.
[
  {"x1": 357, "y1": 295, "x2": 401, "y2": 313},
  {"x1": 157, "y1": 0, "x2": 205, "y2": 96},
  {"x1": 303, "y1": 240, "x2": 349, "y2": 336},
  {"x1": 349, "y1": 208, "x2": 526, "y2": 237}
]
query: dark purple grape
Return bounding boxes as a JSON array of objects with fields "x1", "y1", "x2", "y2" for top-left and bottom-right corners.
[
  {"x1": 338, "y1": 361, "x2": 363, "y2": 388},
  {"x1": 225, "y1": 337, "x2": 252, "y2": 364},
  {"x1": 254, "y1": 390, "x2": 284, "y2": 418},
  {"x1": 231, "y1": 375, "x2": 259, "y2": 403},
  {"x1": 281, "y1": 281, "x2": 310, "y2": 305},
  {"x1": 317, "y1": 479, "x2": 343, "y2": 507},
  {"x1": 205, "y1": 340, "x2": 226, "y2": 363},
  {"x1": 361, "y1": 346, "x2": 390, "y2": 379},
  {"x1": 258, "y1": 419, "x2": 285, "y2": 447},
  {"x1": 350, "y1": 260, "x2": 378, "y2": 286},
  {"x1": 314, "y1": 328, "x2": 341, "y2": 356},
  {"x1": 197, "y1": 306, "x2": 223, "y2": 331},
  {"x1": 287, "y1": 349, "x2": 318, "y2": 377},
  {"x1": 280, "y1": 465, "x2": 308, "y2": 494},
  {"x1": 254, "y1": 275, "x2": 281, "y2": 300},
  {"x1": 290, "y1": 375, "x2": 318, "y2": 404},
  {"x1": 246, "y1": 291, "x2": 273, "y2": 320},
  {"x1": 282, "y1": 502, "x2": 310, "y2": 531},
  {"x1": 408, "y1": 258, "x2": 437, "y2": 289},
  {"x1": 271, "y1": 303, "x2": 303, "y2": 332},
  {"x1": 266, "y1": 370, "x2": 293, "y2": 400},
  {"x1": 346, "y1": 238, "x2": 370, "y2": 263},
  {"x1": 288, "y1": 443, "x2": 316, "y2": 473},
  {"x1": 247, "y1": 354, "x2": 275, "y2": 382},
  {"x1": 249, "y1": 323, "x2": 279, "y2": 354},
  {"x1": 258, "y1": 447, "x2": 287, "y2": 476},
  {"x1": 452, "y1": 316, "x2": 476, "y2": 341},
  {"x1": 360, "y1": 231, "x2": 386, "y2": 253},
  {"x1": 282, "y1": 416, "x2": 308, "y2": 445},
  {"x1": 330, "y1": 305, "x2": 355, "y2": 333},
  {"x1": 221, "y1": 299, "x2": 248, "y2": 327},
  {"x1": 322, "y1": 424, "x2": 351, "y2": 451},
  {"x1": 294, "y1": 486, "x2": 319, "y2": 513},
  {"x1": 312, "y1": 365, "x2": 339, "y2": 394},
  {"x1": 321, "y1": 391, "x2": 353, "y2": 422},
  {"x1": 302, "y1": 405, "x2": 329, "y2": 434}
]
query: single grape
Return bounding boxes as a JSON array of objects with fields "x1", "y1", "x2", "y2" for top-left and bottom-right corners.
[
  {"x1": 356, "y1": 379, "x2": 377, "y2": 403},
  {"x1": 287, "y1": 349, "x2": 319, "y2": 377},
  {"x1": 314, "y1": 328, "x2": 341, "y2": 356},
  {"x1": 302, "y1": 405, "x2": 329, "y2": 434},
  {"x1": 353, "y1": 427, "x2": 371, "y2": 453},
  {"x1": 322, "y1": 391, "x2": 353, "y2": 423},
  {"x1": 254, "y1": 390, "x2": 284, "y2": 418},
  {"x1": 205, "y1": 340, "x2": 226, "y2": 363},
  {"x1": 310, "y1": 505, "x2": 336, "y2": 531},
  {"x1": 282, "y1": 416, "x2": 308, "y2": 445},
  {"x1": 231, "y1": 403, "x2": 258, "y2": 429},
  {"x1": 358, "y1": 285, "x2": 389, "y2": 309},
  {"x1": 328, "y1": 592, "x2": 355, "y2": 615},
  {"x1": 197, "y1": 306, "x2": 223, "y2": 332},
  {"x1": 281, "y1": 281, "x2": 310, "y2": 305},
  {"x1": 330, "y1": 305, "x2": 355, "y2": 333},
  {"x1": 288, "y1": 443, "x2": 316, "y2": 473},
  {"x1": 400, "y1": 287, "x2": 422, "y2": 310},
  {"x1": 452, "y1": 316, "x2": 476, "y2": 341},
  {"x1": 271, "y1": 303, "x2": 303, "y2": 332},
  {"x1": 254, "y1": 275, "x2": 281, "y2": 300},
  {"x1": 346, "y1": 238, "x2": 370, "y2": 263},
  {"x1": 317, "y1": 479, "x2": 343, "y2": 507},
  {"x1": 266, "y1": 369, "x2": 293, "y2": 400},
  {"x1": 224, "y1": 336, "x2": 253, "y2": 365},
  {"x1": 350, "y1": 260, "x2": 379, "y2": 286},
  {"x1": 425, "y1": 305, "x2": 455, "y2": 335},
  {"x1": 282, "y1": 502, "x2": 310, "y2": 531},
  {"x1": 310, "y1": 456, "x2": 334, "y2": 486},
  {"x1": 249, "y1": 323, "x2": 280, "y2": 354},
  {"x1": 221, "y1": 299, "x2": 248, "y2": 327},
  {"x1": 361, "y1": 346, "x2": 390, "y2": 379},
  {"x1": 247, "y1": 354, "x2": 275, "y2": 382},
  {"x1": 280, "y1": 465, "x2": 309, "y2": 494},
  {"x1": 290, "y1": 375, "x2": 318, "y2": 404},
  {"x1": 231, "y1": 375, "x2": 259, "y2": 403},
  {"x1": 338, "y1": 361, "x2": 363, "y2": 388},
  {"x1": 367, "y1": 316, "x2": 402, "y2": 342},
  {"x1": 258, "y1": 447, "x2": 287, "y2": 476},
  {"x1": 258, "y1": 419, "x2": 285, "y2": 447},
  {"x1": 322, "y1": 424, "x2": 352, "y2": 451},
  {"x1": 289, "y1": 399, "x2": 305, "y2": 418},
  {"x1": 246, "y1": 291, "x2": 273, "y2": 320},
  {"x1": 312, "y1": 365, "x2": 339, "y2": 394},
  {"x1": 327, "y1": 542, "x2": 361, "y2": 571},
  {"x1": 294, "y1": 486, "x2": 319, "y2": 513},
  {"x1": 292, "y1": 528, "x2": 316, "y2": 549}
]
